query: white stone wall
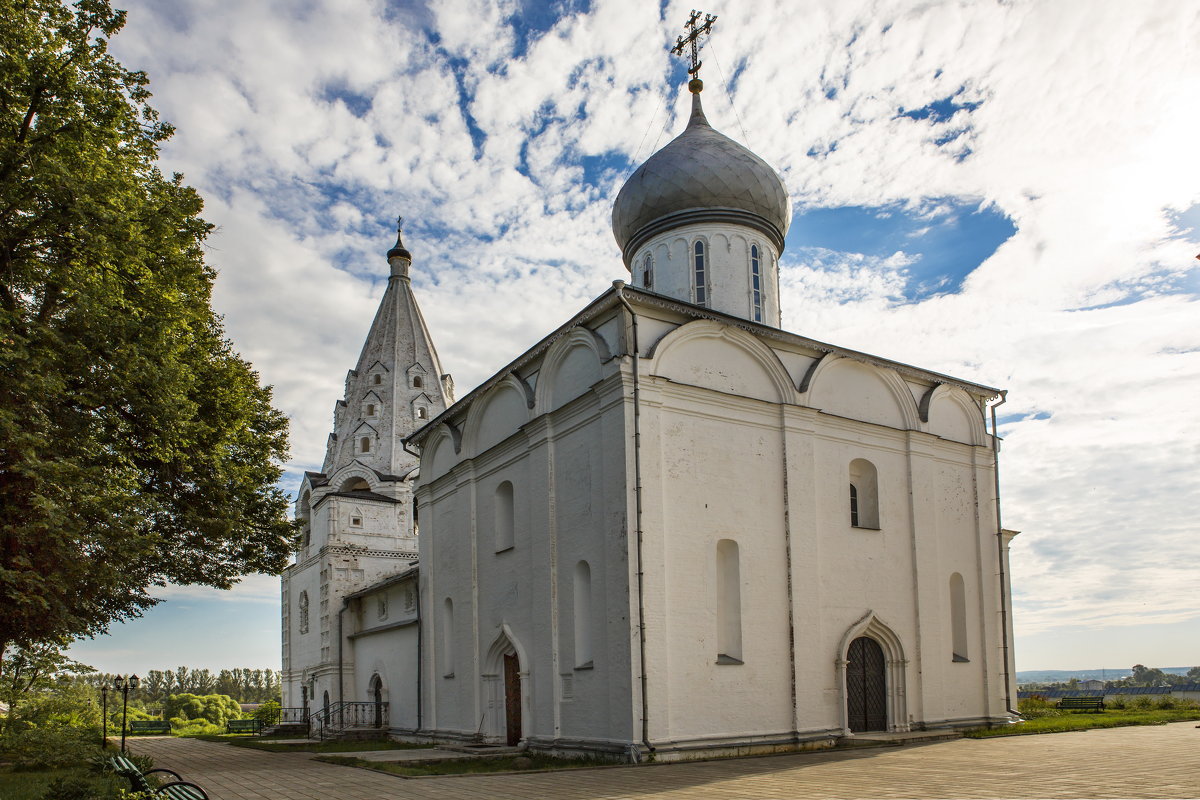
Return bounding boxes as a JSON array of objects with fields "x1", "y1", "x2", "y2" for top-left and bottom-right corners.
[{"x1": 416, "y1": 321, "x2": 637, "y2": 751}]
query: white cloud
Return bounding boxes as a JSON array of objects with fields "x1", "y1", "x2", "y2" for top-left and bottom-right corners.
[{"x1": 105, "y1": 0, "x2": 1200, "y2": 668}]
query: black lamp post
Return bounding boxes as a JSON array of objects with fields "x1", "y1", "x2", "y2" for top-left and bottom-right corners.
[
  {"x1": 113, "y1": 674, "x2": 140, "y2": 753},
  {"x1": 100, "y1": 685, "x2": 109, "y2": 749}
]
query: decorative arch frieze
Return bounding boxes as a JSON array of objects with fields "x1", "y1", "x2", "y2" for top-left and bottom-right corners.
[
  {"x1": 534, "y1": 327, "x2": 610, "y2": 414},
  {"x1": 327, "y1": 462, "x2": 378, "y2": 494},
  {"x1": 835, "y1": 610, "x2": 910, "y2": 734},
  {"x1": 802, "y1": 354, "x2": 922, "y2": 431},
  {"x1": 646, "y1": 319, "x2": 797, "y2": 405},
  {"x1": 461, "y1": 375, "x2": 533, "y2": 458},
  {"x1": 421, "y1": 424, "x2": 460, "y2": 482},
  {"x1": 922, "y1": 384, "x2": 987, "y2": 446}
]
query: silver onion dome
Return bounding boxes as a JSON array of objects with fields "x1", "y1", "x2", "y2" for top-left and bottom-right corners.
[{"x1": 612, "y1": 91, "x2": 791, "y2": 267}]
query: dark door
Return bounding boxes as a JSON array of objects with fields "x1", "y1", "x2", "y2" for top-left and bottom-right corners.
[
  {"x1": 847, "y1": 636, "x2": 887, "y2": 732},
  {"x1": 503, "y1": 652, "x2": 522, "y2": 746},
  {"x1": 372, "y1": 677, "x2": 383, "y2": 727}
]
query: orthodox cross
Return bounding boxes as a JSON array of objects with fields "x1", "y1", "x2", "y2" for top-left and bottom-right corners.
[
  {"x1": 396, "y1": 215, "x2": 405, "y2": 233},
  {"x1": 671, "y1": 10, "x2": 718, "y2": 79}
]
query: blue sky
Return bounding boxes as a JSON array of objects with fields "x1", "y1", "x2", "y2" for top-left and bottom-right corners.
[{"x1": 66, "y1": 0, "x2": 1200, "y2": 675}]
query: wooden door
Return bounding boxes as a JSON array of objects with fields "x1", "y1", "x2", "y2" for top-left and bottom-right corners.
[
  {"x1": 503, "y1": 652, "x2": 522, "y2": 746},
  {"x1": 847, "y1": 636, "x2": 887, "y2": 732}
]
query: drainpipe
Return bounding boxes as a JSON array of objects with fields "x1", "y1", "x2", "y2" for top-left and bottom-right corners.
[
  {"x1": 338, "y1": 601, "x2": 347, "y2": 707},
  {"x1": 416, "y1": 574, "x2": 423, "y2": 732},
  {"x1": 615, "y1": 287, "x2": 653, "y2": 761},
  {"x1": 989, "y1": 391, "x2": 1017, "y2": 715}
]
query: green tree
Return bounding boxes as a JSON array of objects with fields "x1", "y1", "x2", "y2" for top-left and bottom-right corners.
[
  {"x1": 0, "y1": 640, "x2": 90, "y2": 733},
  {"x1": 1187, "y1": 666, "x2": 1200, "y2": 681},
  {"x1": 163, "y1": 692, "x2": 241, "y2": 726},
  {"x1": 0, "y1": 0, "x2": 294, "y2": 665}
]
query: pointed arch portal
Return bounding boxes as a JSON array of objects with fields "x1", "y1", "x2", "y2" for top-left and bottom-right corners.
[{"x1": 837, "y1": 611, "x2": 910, "y2": 734}]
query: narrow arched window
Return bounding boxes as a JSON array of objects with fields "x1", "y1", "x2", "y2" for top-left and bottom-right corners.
[
  {"x1": 442, "y1": 598, "x2": 455, "y2": 678},
  {"x1": 642, "y1": 253, "x2": 654, "y2": 290},
  {"x1": 413, "y1": 375, "x2": 423, "y2": 388},
  {"x1": 366, "y1": 403, "x2": 376, "y2": 416},
  {"x1": 750, "y1": 245, "x2": 763, "y2": 322},
  {"x1": 416, "y1": 407, "x2": 427, "y2": 420},
  {"x1": 693, "y1": 240, "x2": 707, "y2": 306},
  {"x1": 374, "y1": 373, "x2": 382, "y2": 385},
  {"x1": 950, "y1": 573, "x2": 969, "y2": 662},
  {"x1": 848, "y1": 459, "x2": 880, "y2": 528},
  {"x1": 494, "y1": 481, "x2": 514, "y2": 552},
  {"x1": 574, "y1": 560, "x2": 593, "y2": 668},
  {"x1": 360, "y1": 437, "x2": 371, "y2": 453},
  {"x1": 298, "y1": 591, "x2": 310, "y2": 634},
  {"x1": 716, "y1": 539, "x2": 743, "y2": 663}
]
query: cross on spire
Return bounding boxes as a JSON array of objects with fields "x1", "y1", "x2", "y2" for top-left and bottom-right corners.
[
  {"x1": 671, "y1": 9, "x2": 717, "y2": 92},
  {"x1": 396, "y1": 215, "x2": 404, "y2": 233}
]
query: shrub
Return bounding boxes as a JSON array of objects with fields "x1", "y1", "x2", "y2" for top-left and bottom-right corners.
[
  {"x1": 1129, "y1": 696, "x2": 1154, "y2": 710},
  {"x1": 40, "y1": 775, "x2": 99, "y2": 800},
  {"x1": 162, "y1": 694, "x2": 242, "y2": 726},
  {"x1": 2, "y1": 726, "x2": 99, "y2": 770},
  {"x1": 169, "y1": 717, "x2": 224, "y2": 736},
  {"x1": 1017, "y1": 696, "x2": 1061, "y2": 719},
  {"x1": 254, "y1": 700, "x2": 282, "y2": 727}
]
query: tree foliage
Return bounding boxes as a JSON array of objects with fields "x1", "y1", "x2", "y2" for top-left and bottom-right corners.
[{"x1": 0, "y1": 0, "x2": 294, "y2": 660}]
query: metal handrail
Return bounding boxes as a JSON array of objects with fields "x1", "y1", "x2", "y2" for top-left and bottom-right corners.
[{"x1": 308, "y1": 701, "x2": 388, "y2": 740}]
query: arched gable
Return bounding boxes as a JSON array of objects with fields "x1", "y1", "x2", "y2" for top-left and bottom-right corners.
[
  {"x1": 327, "y1": 462, "x2": 377, "y2": 493},
  {"x1": 463, "y1": 375, "x2": 532, "y2": 457},
  {"x1": 923, "y1": 385, "x2": 985, "y2": 446},
  {"x1": 647, "y1": 319, "x2": 795, "y2": 405},
  {"x1": 534, "y1": 327, "x2": 609, "y2": 414},
  {"x1": 803, "y1": 355, "x2": 921, "y2": 430},
  {"x1": 422, "y1": 425, "x2": 458, "y2": 482}
]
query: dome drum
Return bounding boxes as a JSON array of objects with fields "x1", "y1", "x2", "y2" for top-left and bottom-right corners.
[{"x1": 620, "y1": 206, "x2": 786, "y2": 270}]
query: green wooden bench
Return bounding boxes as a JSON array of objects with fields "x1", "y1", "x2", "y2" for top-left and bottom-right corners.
[
  {"x1": 226, "y1": 718, "x2": 261, "y2": 734},
  {"x1": 129, "y1": 720, "x2": 172, "y2": 735},
  {"x1": 1057, "y1": 696, "x2": 1104, "y2": 711},
  {"x1": 109, "y1": 755, "x2": 209, "y2": 799}
]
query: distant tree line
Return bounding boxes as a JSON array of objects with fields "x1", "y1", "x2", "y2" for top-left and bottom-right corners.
[
  {"x1": 76, "y1": 667, "x2": 281, "y2": 704},
  {"x1": 1022, "y1": 664, "x2": 1200, "y2": 691}
]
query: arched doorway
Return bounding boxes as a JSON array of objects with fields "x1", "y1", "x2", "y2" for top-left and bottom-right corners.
[
  {"x1": 370, "y1": 674, "x2": 384, "y2": 728},
  {"x1": 503, "y1": 653, "x2": 522, "y2": 746},
  {"x1": 846, "y1": 636, "x2": 887, "y2": 732},
  {"x1": 484, "y1": 626, "x2": 528, "y2": 746}
]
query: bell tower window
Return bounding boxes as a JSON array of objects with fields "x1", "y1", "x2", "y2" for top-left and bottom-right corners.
[
  {"x1": 750, "y1": 245, "x2": 763, "y2": 322},
  {"x1": 642, "y1": 253, "x2": 654, "y2": 290},
  {"x1": 360, "y1": 437, "x2": 371, "y2": 453},
  {"x1": 693, "y1": 240, "x2": 707, "y2": 306},
  {"x1": 413, "y1": 375, "x2": 423, "y2": 388}
]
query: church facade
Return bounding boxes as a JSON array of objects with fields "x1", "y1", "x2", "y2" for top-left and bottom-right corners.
[{"x1": 282, "y1": 76, "x2": 1018, "y2": 760}]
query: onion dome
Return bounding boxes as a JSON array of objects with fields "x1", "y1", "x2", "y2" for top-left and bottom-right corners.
[{"x1": 612, "y1": 90, "x2": 791, "y2": 267}]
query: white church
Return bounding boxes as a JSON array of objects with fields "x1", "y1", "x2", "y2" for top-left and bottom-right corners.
[{"x1": 281, "y1": 39, "x2": 1019, "y2": 759}]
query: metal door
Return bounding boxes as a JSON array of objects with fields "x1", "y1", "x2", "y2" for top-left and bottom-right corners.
[{"x1": 847, "y1": 636, "x2": 887, "y2": 732}]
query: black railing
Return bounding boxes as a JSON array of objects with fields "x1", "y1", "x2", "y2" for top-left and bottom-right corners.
[
  {"x1": 278, "y1": 707, "x2": 307, "y2": 725},
  {"x1": 309, "y1": 701, "x2": 389, "y2": 740}
]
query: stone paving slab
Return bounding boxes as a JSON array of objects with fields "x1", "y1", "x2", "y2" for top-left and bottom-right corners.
[
  {"x1": 333, "y1": 747, "x2": 480, "y2": 762},
  {"x1": 130, "y1": 722, "x2": 1200, "y2": 800}
]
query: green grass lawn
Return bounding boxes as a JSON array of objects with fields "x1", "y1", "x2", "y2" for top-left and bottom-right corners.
[
  {"x1": 190, "y1": 733, "x2": 429, "y2": 752},
  {"x1": 0, "y1": 766, "x2": 125, "y2": 800},
  {"x1": 965, "y1": 709, "x2": 1200, "y2": 738}
]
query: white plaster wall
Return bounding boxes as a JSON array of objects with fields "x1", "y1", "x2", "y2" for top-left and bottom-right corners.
[
  {"x1": 416, "y1": 329, "x2": 635, "y2": 749},
  {"x1": 348, "y1": 581, "x2": 420, "y2": 731}
]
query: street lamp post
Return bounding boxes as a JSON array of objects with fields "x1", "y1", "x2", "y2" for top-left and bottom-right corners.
[
  {"x1": 113, "y1": 674, "x2": 140, "y2": 753},
  {"x1": 101, "y1": 685, "x2": 109, "y2": 749}
]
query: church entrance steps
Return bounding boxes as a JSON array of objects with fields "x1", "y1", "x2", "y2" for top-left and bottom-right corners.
[{"x1": 843, "y1": 728, "x2": 963, "y2": 745}]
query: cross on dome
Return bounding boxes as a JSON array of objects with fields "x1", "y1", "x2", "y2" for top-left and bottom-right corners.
[{"x1": 671, "y1": 10, "x2": 717, "y2": 93}]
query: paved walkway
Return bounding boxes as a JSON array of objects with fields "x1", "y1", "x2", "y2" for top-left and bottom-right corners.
[{"x1": 130, "y1": 722, "x2": 1200, "y2": 800}]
